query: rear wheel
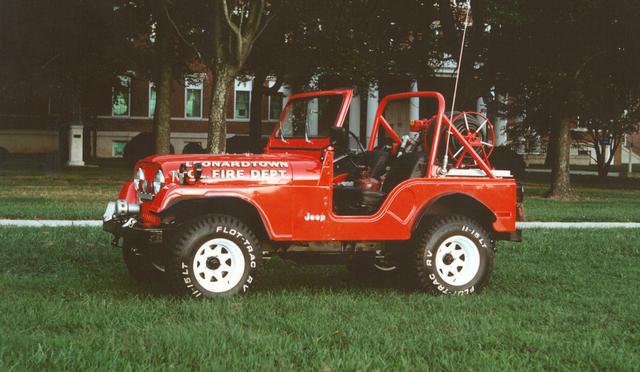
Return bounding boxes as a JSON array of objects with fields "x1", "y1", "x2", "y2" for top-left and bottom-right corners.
[
  {"x1": 412, "y1": 216, "x2": 494, "y2": 294},
  {"x1": 166, "y1": 214, "x2": 261, "y2": 298}
]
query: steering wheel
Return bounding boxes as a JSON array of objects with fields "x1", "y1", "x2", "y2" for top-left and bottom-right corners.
[
  {"x1": 349, "y1": 131, "x2": 366, "y2": 154},
  {"x1": 333, "y1": 130, "x2": 365, "y2": 164}
]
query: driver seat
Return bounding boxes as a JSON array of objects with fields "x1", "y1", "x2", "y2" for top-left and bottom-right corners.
[{"x1": 333, "y1": 152, "x2": 426, "y2": 215}]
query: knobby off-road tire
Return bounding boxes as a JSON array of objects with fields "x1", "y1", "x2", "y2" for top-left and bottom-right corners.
[
  {"x1": 122, "y1": 239, "x2": 166, "y2": 283},
  {"x1": 167, "y1": 214, "x2": 261, "y2": 298},
  {"x1": 412, "y1": 215, "x2": 494, "y2": 295}
]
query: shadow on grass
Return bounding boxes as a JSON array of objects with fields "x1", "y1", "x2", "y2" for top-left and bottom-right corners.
[{"x1": 116, "y1": 258, "x2": 413, "y2": 299}]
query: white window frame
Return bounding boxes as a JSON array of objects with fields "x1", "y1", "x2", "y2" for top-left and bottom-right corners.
[
  {"x1": 266, "y1": 79, "x2": 287, "y2": 121},
  {"x1": 111, "y1": 76, "x2": 131, "y2": 117},
  {"x1": 184, "y1": 74, "x2": 204, "y2": 119},
  {"x1": 267, "y1": 95, "x2": 284, "y2": 121},
  {"x1": 233, "y1": 78, "x2": 252, "y2": 120}
]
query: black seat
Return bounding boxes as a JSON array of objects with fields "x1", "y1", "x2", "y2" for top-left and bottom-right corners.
[
  {"x1": 333, "y1": 152, "x2": 427, "y2": 215},
  {"x1": 381, "y1": 152, "x2": 427, "y2": 193},
  {"x1": 363, "y1": 149, "x2": 390, "y2": 179}
]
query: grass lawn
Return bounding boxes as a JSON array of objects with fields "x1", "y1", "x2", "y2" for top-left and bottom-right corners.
[
  {"x1": 1, "y1": 157, "x2": 639, "y2": 221},
  {"x1": 522, "y1": 184, "x2": 640, "y2": 222},
  {"x1": 0, "y1": 158, "x2": 130, "y2": 220},
  {"x1": 0, "y1": 227, "x2": 638, "y2": 370}
]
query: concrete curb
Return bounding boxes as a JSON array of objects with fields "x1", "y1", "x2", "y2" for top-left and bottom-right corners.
[
  {"x1": 0, "y1": 220, "x2": 102, "y2": 227},
  {"x1": 1, "y1": 220, "x2": 640, "y2": 229},
  {"x1": 517, "y1": 221, "x2": 640, "y2": 229}
]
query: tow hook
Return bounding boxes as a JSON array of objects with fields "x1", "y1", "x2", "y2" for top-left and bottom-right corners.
[{"x1": 122, "y1": 218, "x2": 136, "y2": 228}]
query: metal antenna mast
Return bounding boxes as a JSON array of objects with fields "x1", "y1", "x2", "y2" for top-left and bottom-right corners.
[{"x1": 441, "y1": 1, "x2": 472, "y2": 174}]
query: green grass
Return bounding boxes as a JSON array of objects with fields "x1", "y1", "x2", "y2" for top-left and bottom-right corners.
[
  {"x1": 522, "y1": 185, "x2": 640, "y2": 222},
  {"x1": 0, "y1": 158, "x2": 129, "y2": 220},
  {"x1": 0, "y1": 227, "x2": 638, "y2": 370}
]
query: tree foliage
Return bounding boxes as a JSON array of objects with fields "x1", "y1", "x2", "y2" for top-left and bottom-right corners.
[{"x1": 484, "y1": 0, "x2": 640, "y2": 196}]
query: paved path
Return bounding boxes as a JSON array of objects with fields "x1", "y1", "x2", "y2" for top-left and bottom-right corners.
[
  {"x1": 1, "y1": 219, "x2": 639, "y2": 229},
  {"x1": 527, "y1": 168, "x2": 620, "y2": 177}
]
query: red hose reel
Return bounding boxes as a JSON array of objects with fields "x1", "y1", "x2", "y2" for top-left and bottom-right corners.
[
  {"x1": 410, "y1": 112, "x2": 495, "y2": 169},
  {"x1": 448, "y1": 112, "x2": 495, "y2": 168}
]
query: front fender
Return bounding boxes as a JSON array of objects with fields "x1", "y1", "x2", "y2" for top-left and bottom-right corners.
[{"x1": 118, "y1": 180, "x2": 137, "y2": 204}]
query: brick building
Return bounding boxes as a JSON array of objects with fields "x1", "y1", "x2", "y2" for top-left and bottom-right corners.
[{"x1": 0, "y1": 72, "x2": 287, "y2": 161}]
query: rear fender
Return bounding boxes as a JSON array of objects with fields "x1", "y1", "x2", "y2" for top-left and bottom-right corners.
[{"x1": 413, "y1": 193, "x2": 497, "y2": 235}]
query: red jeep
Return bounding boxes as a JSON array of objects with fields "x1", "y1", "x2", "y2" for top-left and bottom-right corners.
[{"x1": 103, "y1": 89, "x2": 523, "y2": 298}]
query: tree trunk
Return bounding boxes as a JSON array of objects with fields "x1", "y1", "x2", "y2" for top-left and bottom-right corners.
[
  {"x1": 249, "y1": 71, "x2": 267, "y2": 153},
  {"x1": 597, "y1": 160, "x2": 610, "y2": 179},
  {"x1": 544, "y1": 129, "x2": 557, "y2": 168},
  {"x1": 546, "y1": 118, "x2": 574, "y2": 199},
  {"x1": 207, "y1": 64, "x2": 236, "y2": 153},
  {"x1": 153, "y1": 14, "x2": 173, "y2": 154}
]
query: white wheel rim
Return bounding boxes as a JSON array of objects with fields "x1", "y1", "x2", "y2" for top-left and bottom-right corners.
[
  {"x1": 193, "y1": 238, "x2": 246, "y2": 293},
  {"x1": 434, "y1": 235, "x2": 481, "y2": 286}
]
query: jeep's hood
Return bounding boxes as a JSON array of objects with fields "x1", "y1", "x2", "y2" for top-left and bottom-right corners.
[{"x1": 137, "y1": 153, "x2": 322, "y2": 186}]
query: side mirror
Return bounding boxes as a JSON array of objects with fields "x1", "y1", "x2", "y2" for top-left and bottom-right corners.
[{"x1": 329, "y1": 126, "x2": 349, "y2": 153}]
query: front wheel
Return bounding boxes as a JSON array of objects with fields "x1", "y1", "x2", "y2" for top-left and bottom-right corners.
[
  {"x1": 166, "y1": 214, "x2": 261, "y2": 298},
  {"x1": 412, "y1": 216, "x2": 494, "y2": 295}
]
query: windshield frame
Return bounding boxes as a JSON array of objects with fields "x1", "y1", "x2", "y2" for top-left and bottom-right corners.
[{"x1": 272, "y1": 89, "x2": 353, "y2": 141}]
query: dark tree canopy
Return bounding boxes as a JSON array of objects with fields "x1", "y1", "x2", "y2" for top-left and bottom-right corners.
[{"x1": 484, "y1": 0, "x2": 640, "y2": 195}]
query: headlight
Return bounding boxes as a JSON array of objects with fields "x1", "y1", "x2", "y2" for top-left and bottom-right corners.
[
  {"x1": 153, "y1": 169, "x2": 165, "y2": 194},
  {"x1": 134, "y1": 168, "x2": 145, "y2": 192}
]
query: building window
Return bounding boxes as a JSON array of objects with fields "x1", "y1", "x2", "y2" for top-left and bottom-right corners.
[
  {"x1": 268, "y1": 94, "x2": 284, "y2": 121},
  {"x1": 148, "y1": 82, "x2": 156, "y2": 117},
  {"x1": 112, "y1": 76, "x2": 130, "y2": 116},
  {"x1": 233, "y1": 78, "x2": 252, "y2": 120},
  {"x1": 112, "y1": 141, "x2": 127, "y2": 157},
  {"x1": 185, "y1": 75, "x2": 203, "y2": 118},
  {"x1": 235, "y1": 91, "x2": 250, "y2": 120}
]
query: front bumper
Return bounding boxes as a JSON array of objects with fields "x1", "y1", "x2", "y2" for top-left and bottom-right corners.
[{"x1": 103, "y1": 200, "x2": 167, "y2": 246}]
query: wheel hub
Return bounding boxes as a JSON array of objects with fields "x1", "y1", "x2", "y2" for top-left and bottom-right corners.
[
  {"x1": 434, "y1": 235, "x2": 481, "y2": 286},
  {"x1": 206, "y1": 257, "x2": 221, "y2": 270},
  {"x1": 193, "y1": 238, "x2": 246, "y2": 293},
  {"x1": 443, "y1": 253, "x2": 454, "y2": 265}
]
